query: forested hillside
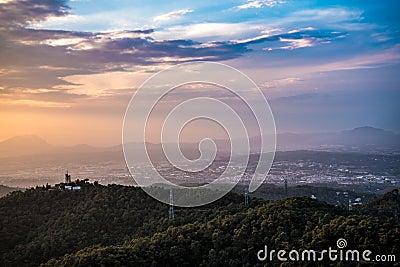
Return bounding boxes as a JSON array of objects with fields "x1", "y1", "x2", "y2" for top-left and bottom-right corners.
[
  {"x1": 0, "y1": 184, "x2": 246, "y2": 266},
  {"x1": 0, "y1": 185, "x2": 22, "y2": 198},
  {"x1": 0, "y1": 184, "x2": 399, "y2": 266}
]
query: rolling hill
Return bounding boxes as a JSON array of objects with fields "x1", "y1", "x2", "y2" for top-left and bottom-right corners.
[
  {"x1": 0, "y1": 183, "x2": 398, "y2": 266},
  {"x1": 0, "y1": 185, "x2": 22, "y2": 198}
]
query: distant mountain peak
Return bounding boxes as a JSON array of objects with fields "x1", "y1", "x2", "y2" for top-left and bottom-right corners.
[
  {"x1": 0, "y1": 135, "x2": 51, "y2": 146},
  {"x1": 351, "y1": 126, "x2": 385, "y2": 132},
  {"x1": 0, "y1": 135, "x2": 53, "y2": 158}
]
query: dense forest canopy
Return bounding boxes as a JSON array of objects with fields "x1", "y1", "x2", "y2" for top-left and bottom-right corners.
[{"x1": 0, "y1": 183, "x2": 399, "y2": 266}]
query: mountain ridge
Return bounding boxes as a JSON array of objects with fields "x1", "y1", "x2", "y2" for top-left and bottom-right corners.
[{"x1": 1, "y1": 126, "x2": 399, "y2": 159}]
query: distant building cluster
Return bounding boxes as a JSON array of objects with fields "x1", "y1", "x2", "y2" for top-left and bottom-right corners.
[{"x1": 43, "y1": 170, "x2": 87, "y2": 191}]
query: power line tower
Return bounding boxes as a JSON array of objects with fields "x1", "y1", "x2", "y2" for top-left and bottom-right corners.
[
  {"x1": 244, "y1": 188, "x2": 249, "y2": 208},
  {"x1": 169, "y1": 188, "x2": 174, "y2": 219}
]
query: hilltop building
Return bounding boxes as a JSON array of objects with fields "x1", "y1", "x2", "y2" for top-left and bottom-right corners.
[{"x1": 62, "y1": 170, "x2": 81, "y2": 190}]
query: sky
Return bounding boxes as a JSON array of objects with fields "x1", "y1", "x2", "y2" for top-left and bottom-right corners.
[{"x1": 0, "y1": 0, "x2": 399, "y2": 146}]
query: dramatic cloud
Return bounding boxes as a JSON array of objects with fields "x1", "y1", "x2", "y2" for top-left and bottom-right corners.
[
  {"x1": 1, "y1": 0, "x2": 399, "y2": 141},
  {"x1": 153, "y1": 22, "x2": 267, "y2": 42},
  {"x1": 153, "y1": 9, "x2": 193, "y2": 22},
  {"x1": 0, "y1": 0, "x2": 347, "y2": 101},
  {"x1": 0, "y1": 0, "x2": 69, "y2": 27},
  {"x1": 0, "y1": 1, "x2": 248, "y2": 104},
  {"x1": 261, "y1": 77, "x2": 302, "y2": 89},
  {"x1": 233, "y1": 28, "x2": 344, "y2": 51},
  {"x1": 237, "y1": 0, "x2": 285, "y2": 9}
]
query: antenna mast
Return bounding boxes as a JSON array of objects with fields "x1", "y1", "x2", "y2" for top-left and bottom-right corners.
[{"x1": 169, "y1": 188, "x2": 174, "y2": 219}]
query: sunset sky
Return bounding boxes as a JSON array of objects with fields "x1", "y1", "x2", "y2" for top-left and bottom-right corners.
[{"x1": 1, "y1": 0, "x2": 399, "y2": 146}]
